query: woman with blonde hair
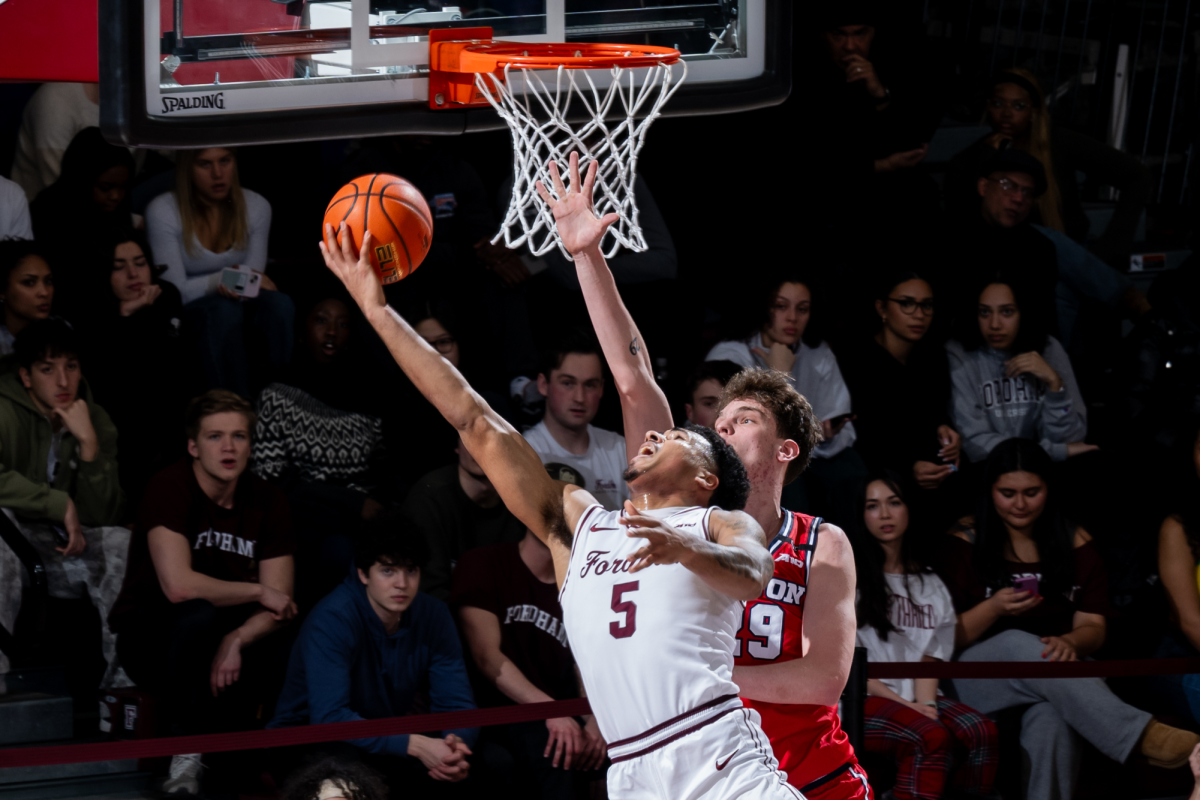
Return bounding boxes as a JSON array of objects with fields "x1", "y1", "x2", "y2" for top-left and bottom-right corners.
[
  {"x1": 945, "y1": 68, "x2": 1151, "y2": 267},
  {"x1": 146, "y1": 147, "x2": 293, "y2": 395}
]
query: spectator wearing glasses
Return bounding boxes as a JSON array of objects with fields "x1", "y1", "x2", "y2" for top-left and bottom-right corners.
[
  {"x1": 947, "y1": 69, "x2": 1152, "y2": 269},
  {"x1": 841, "y1": 270, "x2": 962, "y2": 523},
  {"x1": 943, "y1": 147, "x2": 1148, "y2": 349}
]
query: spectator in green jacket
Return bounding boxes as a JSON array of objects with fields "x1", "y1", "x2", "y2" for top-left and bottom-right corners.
[{"x1": 0, "y1": 318, "x2": 130, "y2": 692}]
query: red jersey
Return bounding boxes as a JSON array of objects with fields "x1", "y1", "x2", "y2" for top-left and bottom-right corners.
[{"x1": 734, "y1": 511, "x2": 859, "y2": 791}]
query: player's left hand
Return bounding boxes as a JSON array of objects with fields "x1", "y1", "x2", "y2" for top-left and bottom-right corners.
[
  {"x1": 577, "y1": 716, "x2": 607, "y2": 771},
  {"x1": 622, "y1": 500, "x2": 696, "y2": 573},
  {"x1": 319, "y1": 222, "x2": 386, "y2": 314},
  {"x1": 1039, "y1": 635, "x2": 1078, "y2": 662},
  {"x1": 535, "y1": 151, "x2": 620, "y2": 258}
]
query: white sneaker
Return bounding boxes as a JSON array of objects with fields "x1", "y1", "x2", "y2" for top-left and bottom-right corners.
[{"x1": 163, "y1": 753, "x2": 203, "y2": 797}]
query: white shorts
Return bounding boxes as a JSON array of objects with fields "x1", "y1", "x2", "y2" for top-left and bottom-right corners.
[{"x1": 606, "y1": 696, "x2": 803, "y2": 799}]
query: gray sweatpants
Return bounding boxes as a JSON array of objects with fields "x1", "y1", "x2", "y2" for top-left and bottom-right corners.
[
  {"x1": 953, "y1": 629, "x2": 1152, "y2": 800},
  {"x1": 0, "y1": 514, "x2": 133, "y2": 692}
]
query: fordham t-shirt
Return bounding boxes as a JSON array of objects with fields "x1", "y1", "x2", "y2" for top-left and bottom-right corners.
[
  {"x1": 855, "y1": 571, "x2": 957, "y2": 701},
  {"x1": 522, "y1": 420, "x2": 628, "y2": 510},
  {"x1": 936, "y1": 535, "x2": 1109, "y2": 641},
  {"x1": 450, "y1": 541, "x2": 577, "y2": 708},
  {"x1": 109, "y1": 458, "x2": 295, "y2": 630}
]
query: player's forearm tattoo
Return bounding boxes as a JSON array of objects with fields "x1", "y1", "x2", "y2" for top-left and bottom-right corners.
[
  {"x1": 629, "y1": 336, "x2": 640, "y2": 355},
  {"x1": 703, "y1": 514, "x2": 772, "y2": 583}
]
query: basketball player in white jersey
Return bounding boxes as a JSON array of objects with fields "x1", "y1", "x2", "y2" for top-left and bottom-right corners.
[{"x1": 318, "y1": 159, "x2": 801, "y2": 799}]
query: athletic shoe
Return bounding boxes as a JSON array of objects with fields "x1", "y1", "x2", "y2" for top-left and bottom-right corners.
[{"x1": 163, "y1": 753, "x2": 203, "y2": 797}]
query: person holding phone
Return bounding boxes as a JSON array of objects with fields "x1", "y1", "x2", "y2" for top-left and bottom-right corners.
[
  {"x1": 707, "y1": 273, "x2": 866, "y2": 516},
  {"x1": 936, "y1": 438, "x2": 1198, "y2": 799},
  {"x1": 146, "y1": 147, "x2": 293, "y2": 397}
]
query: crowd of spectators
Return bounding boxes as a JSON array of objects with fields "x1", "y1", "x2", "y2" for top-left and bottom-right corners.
[{"x1": 1, "y1": 5, "x2": 1200, "y2": 800}]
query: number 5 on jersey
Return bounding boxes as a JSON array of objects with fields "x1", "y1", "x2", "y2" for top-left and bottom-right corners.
[{"x1": 610, "y1": 581, "x2": 639, "y2": 639}]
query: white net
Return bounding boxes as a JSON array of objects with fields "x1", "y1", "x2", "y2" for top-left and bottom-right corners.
[{"x1": 476, "y1": 57, "x2": 687, "y2": 261}]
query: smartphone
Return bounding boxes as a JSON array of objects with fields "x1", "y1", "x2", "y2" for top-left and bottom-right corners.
[
  {"x1": 1012, "y1": 576, "x2": 1039, "y2": 596},
  {"x1": 220, "y1": 267, "x2": 262, "y2": 298}
]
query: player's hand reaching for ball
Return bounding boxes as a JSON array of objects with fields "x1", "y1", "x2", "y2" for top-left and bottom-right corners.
[
  {"x1": 320, "y1": 222, "x2": 386, "y2": 315},
  {"x1": 622, "y1": 500, "x2": 697, "y2": 572},
  {"x1": 535, "y1": 151, "x2": 620, "y2": 258}
]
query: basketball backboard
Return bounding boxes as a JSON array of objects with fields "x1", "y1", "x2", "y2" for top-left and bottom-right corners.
[{"x1": 100, "y1": 0, "x2": 791, "y2": 147}]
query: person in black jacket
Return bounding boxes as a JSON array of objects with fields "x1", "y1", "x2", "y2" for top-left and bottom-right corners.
[{"x1": 77, "y1": 228, "x2": 188, "y2": 508}]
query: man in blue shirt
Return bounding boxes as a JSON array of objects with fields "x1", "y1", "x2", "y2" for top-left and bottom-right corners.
[{"x1": 270, "y1": 517, "x2": 478, "y2": 795}]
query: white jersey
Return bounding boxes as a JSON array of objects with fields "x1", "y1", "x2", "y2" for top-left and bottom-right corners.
[{"x1": 560, "y1": 504, "x2": 743, "y2": 743}]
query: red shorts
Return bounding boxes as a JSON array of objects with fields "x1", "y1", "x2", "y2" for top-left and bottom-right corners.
[{"x1": 800, "y1": 760, "x2": 872, "y2": 800}]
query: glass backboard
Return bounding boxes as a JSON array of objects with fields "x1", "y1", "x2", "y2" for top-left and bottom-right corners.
[{"x1": 101, "y1": 0, "x2": 790, "y2": 147}]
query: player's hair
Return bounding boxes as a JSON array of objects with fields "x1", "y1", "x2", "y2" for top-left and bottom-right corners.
[
  {"x1": 184, "y1": 389, "x2": 256, "y2": 442},
  {"x1": 280, "y1": 757, "x2": 387, "y2": 800},
  {"x1": 717, "y1": 368, "x2": 823, "y2": 485},
  {"x1": 684, "y1": 422, "x2": 750, "y2": 511},
  {"x1": 14, "y1": 319, "x2": 79, "y2": 371},
  {"x1": 845, "y1": 472, "x2": 931, "y2": 641},
  {"x1": 685, "y1": 360, "x2": 743, "y2": 403},
  {"x1": 956, "y1": 272, "x2": 1048, "y2": 355},
  {"x1": 974, "y1": 438, "x2": 1076, "y2": 598},
  {"x1": 0, "y1": 240, "x2": 49, "y2": 289},
  {"x1": 354, "y1": 513, "x2": 431, "y2": 571},
  {"x1": 538, "y1": 327, "x2": 608, "y2": 381},
  {"x1": 175, "y1": 147, "x2": 249, "y2": 258}
]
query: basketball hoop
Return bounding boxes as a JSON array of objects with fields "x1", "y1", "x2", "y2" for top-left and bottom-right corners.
[{"x1": 430, "y1": 28, "x2": 686, "y2": 261}]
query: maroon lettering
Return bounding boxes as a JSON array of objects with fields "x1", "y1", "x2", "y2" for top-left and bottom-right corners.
[{"x1": 581, "y1": 550, "x2": 612, "y2": 578}]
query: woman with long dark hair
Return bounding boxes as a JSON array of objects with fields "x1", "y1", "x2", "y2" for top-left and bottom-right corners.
[
  {"x1": 947, "y1": 274, "x2": 1090, "y2": 465},
  {"x1": 938, "y1": 438, "x2": 1197, "y2": 798},
  {"x1": 707, "y1": 273, "x2": 864, "y2": 515},
  {"x1": 848, "y1": 474, "x2": 997, "y2": 800}
]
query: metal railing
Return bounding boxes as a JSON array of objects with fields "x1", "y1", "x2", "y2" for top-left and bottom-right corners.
[{"x1": 924, "y1": 0, "x2": 1197, "y2": 209}]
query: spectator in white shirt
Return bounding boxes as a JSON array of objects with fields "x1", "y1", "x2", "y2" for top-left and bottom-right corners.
[
  {"x1": 707, "y1": 273, "x2": 865, "y2": 516},
  {"x1": 521, "y1": 331, "x2": 628, "y2": 510},
  {"x1": 0, "y1": 176, "x2": 33, "y2": 241},
  {"x1": 10, "y1": 83, "x2": 102, "y2": 201},
  {"x1": 145, "y1": 147, "x2": 291, "y2": 396},
  {"x1": 847, "y1": 473, "x2": 999, "y2": 800}
]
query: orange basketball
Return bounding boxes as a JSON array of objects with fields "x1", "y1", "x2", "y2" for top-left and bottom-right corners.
[{"x1": 323, "y1": 174, "x2": 433, "y2": 285}]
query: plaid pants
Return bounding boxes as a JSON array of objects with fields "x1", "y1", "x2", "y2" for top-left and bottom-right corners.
[{"x1": 863, "y1": 696, "x2": 998, "y2": 800}]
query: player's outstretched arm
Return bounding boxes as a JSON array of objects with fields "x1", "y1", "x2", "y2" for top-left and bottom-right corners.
[
  {"x1": 623, "y1": 503, "x2": 772, "y2": 602},
  {"x1": 319, "y1": 223, "x2": 583, "y2": 552},
  {"x1": 536, "y1": 153, "x2": 673, "y2": 464},
  {"x1": 733, "y1": 523, "x2": 856, "y2": 706}
]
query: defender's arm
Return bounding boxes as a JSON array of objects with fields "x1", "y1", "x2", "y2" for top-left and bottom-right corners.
[
  {"x1": 320, "y1": 225, "x2": 584, "y2": 553},
  {"x1": 733, "y1": 523, "x2": 856, "y2": 707},
  {"x1": 539, "y1": 154, "x2": 673, "y2": 462}
]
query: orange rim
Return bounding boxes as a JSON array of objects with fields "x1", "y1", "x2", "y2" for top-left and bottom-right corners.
[{"x1": 441, "y1": 41, "x2": 682, "y2": 72}]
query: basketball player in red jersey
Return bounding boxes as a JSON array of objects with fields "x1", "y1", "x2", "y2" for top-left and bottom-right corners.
[
  {"x1": 319, "y1": 155, "x2": 801, "y2": 799},
  {"x1": 551, "y1": 161, "x2": 867, "y2": 792}
]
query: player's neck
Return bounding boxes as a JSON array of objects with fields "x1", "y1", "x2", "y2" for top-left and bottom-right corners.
[
  {"x1": 742, "y1": 480, "x2": 786, "y2": 539},
  {"x1": 542, "y1": 413, "x2": 590, "y2": 455}
]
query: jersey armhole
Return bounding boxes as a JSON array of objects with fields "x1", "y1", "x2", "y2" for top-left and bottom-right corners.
[{"x1": 559, "y1": 503, "x2": 603, "y2": 603}]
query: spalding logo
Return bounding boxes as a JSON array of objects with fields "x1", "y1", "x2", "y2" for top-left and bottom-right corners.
[{"x1": 161, "y1": 93, "x2": 226, "y2": 114}]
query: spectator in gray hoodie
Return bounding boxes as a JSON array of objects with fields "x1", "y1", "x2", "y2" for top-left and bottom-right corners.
[{"x1": 946, "y1": 275, "x2": 1093, "y2": 464}]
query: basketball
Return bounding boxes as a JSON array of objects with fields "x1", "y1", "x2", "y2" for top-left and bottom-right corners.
[{"x1": 323, "y1": 174, "x2": 434, "y2": 285}]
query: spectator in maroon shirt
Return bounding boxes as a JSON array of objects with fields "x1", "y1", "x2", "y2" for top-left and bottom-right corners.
[
  {"x1": 937, "y1": 438, "x2": 1197, "y2": 799},
  {"x1": 451, "y1": 526, "x2": 604, "y2": 798}
]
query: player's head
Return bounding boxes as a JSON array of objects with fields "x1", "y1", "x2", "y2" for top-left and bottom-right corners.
[
  {"x1": 714, "y1": 368, "x2": 823, "y2": 487},
  {"x1": 355, "y1": 514, "x2": 429, "y2": 617},
  {"x1": 185, "y1": 389, "x2": 255, "y2": 485},
  {"x1": 0, "y1": 241, "x2": 54, "y2": 332},
  {"x1": 977, "y1": 148, "x2": 1045, "y2": 228},
  {"x1": 623, "y1": 423, "x2": 750, "y2": 511},
  {"x1": 684, "y1": 360, "x2": 742, "y2": 429},
  {"x1": 537, "y1": 329, "x2": 606, "y2": 434},
  {"x1": 16, "y1": 319, "x2": 83, "y2": 415}
]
